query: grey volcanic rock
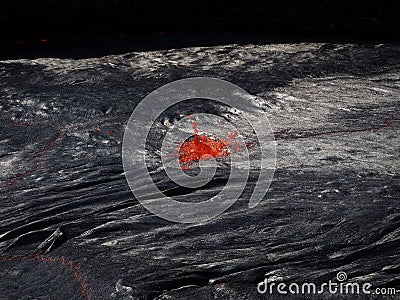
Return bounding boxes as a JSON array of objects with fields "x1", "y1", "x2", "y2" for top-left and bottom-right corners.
[{"x1": 0, "y1": 43, "x2": 399, "y2": 299}]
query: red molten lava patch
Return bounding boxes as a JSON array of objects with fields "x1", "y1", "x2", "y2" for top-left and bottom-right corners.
[{"x1": 177, "y1": 121, "x2": 240, "y2": 170}]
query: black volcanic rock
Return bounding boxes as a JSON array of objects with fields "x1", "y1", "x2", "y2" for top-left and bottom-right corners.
[{"x1": 0, "y1": 43, "x2": 399, "y2": 299}]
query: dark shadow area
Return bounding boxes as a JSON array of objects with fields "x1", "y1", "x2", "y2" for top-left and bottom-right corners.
[{"x1": 1, "y1": 0, "x2": 400, "y2": 59}]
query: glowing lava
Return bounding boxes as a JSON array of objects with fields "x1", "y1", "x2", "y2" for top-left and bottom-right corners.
[{"x1": 177, "y1": 121, "x2": 240, "y2": 170}]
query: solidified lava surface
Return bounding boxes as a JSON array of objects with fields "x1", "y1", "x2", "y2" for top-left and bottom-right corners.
[{"x1": 0, "y1": 43, "x2": 400, "y2": 299}]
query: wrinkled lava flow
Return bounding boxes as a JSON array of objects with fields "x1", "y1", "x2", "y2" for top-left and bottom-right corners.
[{"x1": 177, "y1": 120, "x2": 240, "y2": 170}]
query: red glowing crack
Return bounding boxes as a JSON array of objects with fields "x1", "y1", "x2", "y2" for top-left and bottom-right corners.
[{"x1": 0, "y1": 253, "x2": 91, "y2": 300}]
